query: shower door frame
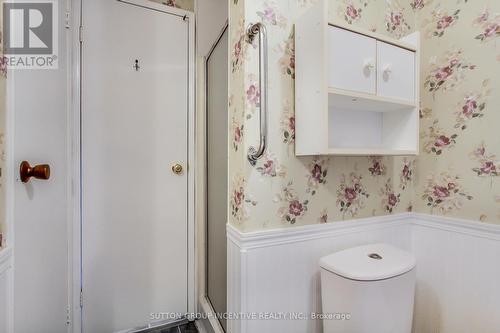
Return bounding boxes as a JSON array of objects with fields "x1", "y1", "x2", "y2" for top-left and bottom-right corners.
[
  {"x1": 69, "y1": 1, "x2": 197, "y2": 331},
  {"x1": 200, "y1": 21, "x2": 229, "y2": 333}
]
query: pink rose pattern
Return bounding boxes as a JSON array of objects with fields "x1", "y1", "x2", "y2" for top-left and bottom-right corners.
[
  {"x1": 306, "y1": 158, "x2": 328, "y2": 195},
  {"x1": 227, "y1": 0, "x2": 499, "y2": 228},
  {"x1": 278, "y1": 31, "x2": 295, "y2": 79},
  {"x1": 425, "y1": 8, "x2": 460, "y2": 38},
  {"x1": 276, "y1": 182, "x2": 309, "y2": 224},
  {"x1": 410, "y1": 0, "x2": 427, "y2": 11},
  {"x1": 424, "y1": 49, "x2": 476, "y2": 94},
  {"x1": 231, "y1": 19, "x2": 247, "y2": 73},
  {"x1": 470, "y1": 144, "x2": 499, "y2": 177},
  {"x1": 230, "y1": 175, "x2": 257, "y2": 223},
  {"x1": 338, "y1": 1, "x2": 367, "y2": 24},
  {"x1": 280, "y1": 100, "x2": 295, "y2": 145},
  {"x1": 246, "y1": 82, "x2": 260, "y2": 108},
  {"x1": 232, "y1": 117, "x2": 244, "y2": 151},
  {"x1": 381, "y1": 179, "x2": 401, "y2": 213},
  {"x1": 256, "y1": 1, "x2": 287, "y2": 28},
  {"x1": 454, "y1": 80, "x2": 490, "y2": 130},
  {"x1": 422, "y1": 120, "x2": 458, "y2": 155},
  {"x1": 368, "y1": 156, "x2": 387, "y2": 177},
  {"x1": 422, "y1": 172, "x2": 473, "y2": 214},
  {"x1": 400, "y1": 158, "x2": 414, "y2": 190},
  {"x1": 336, "y1": 172, "x2": 370, "y2": 219},
  {"x1": 256, "y1": 153, "x2": 286, "y2": 178},
  {"x1": 385, "y1": 4, "x2": 411, "y2": 38},
  {"x1": 473, "y1": 9, "x2": 500, "y2": 42}
]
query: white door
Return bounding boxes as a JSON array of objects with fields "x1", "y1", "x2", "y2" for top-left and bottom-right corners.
[
  {"x1": 82, "y1": 1, "x2": 189, "y2": 332},
  {"x1": 10, "y1": 2, "x2": 70, "y2": 332}
]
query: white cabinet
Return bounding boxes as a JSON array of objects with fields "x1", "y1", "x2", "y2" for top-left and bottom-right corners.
[
  {"x1": 295, "y1": 0, "x2": 419, "y2": 156},
  {"x1": 328, "y1": 26, "x2": 376, "y2": 94},
  {"x1": 377, "y1": 41, "x2": 415, "y2": 102}
]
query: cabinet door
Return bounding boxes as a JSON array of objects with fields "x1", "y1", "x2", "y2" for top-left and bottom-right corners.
[
  {"x1": 328, "y1": 26, "x2": 376, "y2": 94},
  {"x1": 377, "y1": 41, "x2": 415, "y2": 102}
]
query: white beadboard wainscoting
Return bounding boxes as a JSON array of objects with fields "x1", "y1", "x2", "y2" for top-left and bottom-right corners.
[
  {"x1": 0, "y1": 247, "x2": 13, "y2": 333},
  {"x1": 410, "y1": 214, "x2": 500, "y2": 333},
  {"x1": 227, "y1": 213, "x2": 500, "y2": 333},
  {"x1": 227, "y1": 214, "x2": 413, "y2": 333}
]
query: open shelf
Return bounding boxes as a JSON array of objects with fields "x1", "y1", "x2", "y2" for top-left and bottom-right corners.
[
  {"x1": 328, "y1": 107, "x2": 418, "y2": 154},
  {"x1": 328, "y1": 88, "x2": 416, "y2": 112}
]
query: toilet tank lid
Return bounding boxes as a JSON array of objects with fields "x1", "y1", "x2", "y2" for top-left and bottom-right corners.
[{"x1": 319, "y1": 243, "x2": 416, "y2": 281}]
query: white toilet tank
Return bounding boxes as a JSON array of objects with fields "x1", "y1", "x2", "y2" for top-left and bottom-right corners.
[{"x1": 319, "y1": 243, "x2": 416, "y2": 333}]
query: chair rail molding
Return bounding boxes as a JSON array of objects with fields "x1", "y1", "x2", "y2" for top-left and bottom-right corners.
[
  {"x1": 411, "y1": 213, "x2": 500, "y2": 241},
  {"x1": 227, "y1": 213, "x2": 412, "y2": 250}
]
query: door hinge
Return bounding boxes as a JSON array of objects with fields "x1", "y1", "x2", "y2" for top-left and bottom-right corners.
[
  {"x1": 66, "y1": 306, "x2": 71, "y2": 326},
  {"x1": 80, "y1": 290, "x2": 83, "y2": 308},
  {"x1": 65, "y1": 10, "x2": 71, "y2": 29},
  {"x1": 79, "y1": 26, "x2": 84, "y2": 43}
]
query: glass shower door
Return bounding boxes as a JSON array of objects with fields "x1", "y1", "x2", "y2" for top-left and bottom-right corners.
[{"x1": 206, "y1": 26, "x2": 228, "y2": 331}]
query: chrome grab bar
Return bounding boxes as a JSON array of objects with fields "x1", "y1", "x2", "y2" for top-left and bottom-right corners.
[{"x1": 246, "y1": 23, "x2": 268, "y2": 166}]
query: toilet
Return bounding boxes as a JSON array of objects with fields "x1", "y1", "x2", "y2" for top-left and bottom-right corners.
[{"x1": 319, "y1": 243, "x2": 416, "y2": 333}]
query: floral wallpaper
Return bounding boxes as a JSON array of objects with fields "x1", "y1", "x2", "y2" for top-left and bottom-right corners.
[
  {"x1": 148, "y1": 0, "x2": 194, "y2": 12},
  {"x1": 229, "y1": 0, "x2": 500, "y2": 232},
  {"x1": 414, "y1": 0, "x2": 500, "y2": 223},
  {"x1": 229, "y1": 0, "x2": 417, "y2": 232},
  {"x1": 0, "y1": 0, "x2": 6, "y2": 247}
]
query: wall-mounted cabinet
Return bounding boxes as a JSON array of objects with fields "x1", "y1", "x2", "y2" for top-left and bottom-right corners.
[{"x1": 295, "y1": 0, "x2": 420, "y2": 156}]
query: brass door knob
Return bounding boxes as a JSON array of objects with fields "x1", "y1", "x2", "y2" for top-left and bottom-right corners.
[
  {"x1": 20, "y1": 161, "x2": 51, "y2": 183},
  {"x1": 172, "y1": 163, "x2": 183, "y2": 175}
]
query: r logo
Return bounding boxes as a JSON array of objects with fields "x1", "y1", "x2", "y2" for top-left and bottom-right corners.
[{"x1": 3, "y1": 2, "x2": 53, "y2": 55}]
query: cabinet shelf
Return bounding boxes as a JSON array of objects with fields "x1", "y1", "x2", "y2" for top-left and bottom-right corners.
[
  {"x1": 328, "y1": 88, "x2": 416, "y2": 113},
  {"x1": 326, "y1": 148, "x2": 418, "y2": 156}
]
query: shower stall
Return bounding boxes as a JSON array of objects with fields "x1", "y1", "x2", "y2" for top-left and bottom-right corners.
[{"x1": 205, "y1": 24, "x2": 229, "y2": 332}]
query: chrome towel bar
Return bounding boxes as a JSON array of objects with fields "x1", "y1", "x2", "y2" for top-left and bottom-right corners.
[{"x1": 246, "y1": 22, "x2": 268, "y2": 166}]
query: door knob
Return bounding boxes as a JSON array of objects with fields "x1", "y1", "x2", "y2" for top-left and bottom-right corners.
[
  {"x1": 20, "y1": 161, "x2": 51, "y2": 183},
  {"x1": 171, "y1": 163, "x2": 183, "y2": 175}
]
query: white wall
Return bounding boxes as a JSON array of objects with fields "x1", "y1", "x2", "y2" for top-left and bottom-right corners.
[{"x1": 227, "y1": 213, "x2": 500, "y2": 333}]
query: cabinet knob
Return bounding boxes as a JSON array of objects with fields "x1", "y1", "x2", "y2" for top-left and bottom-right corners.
[
  {"x1": 382, "y1": 64, "x2": 393, "y2": 81},
  {"x1": 363, "y1": 58, "x2": 375, "y2": 71}
]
